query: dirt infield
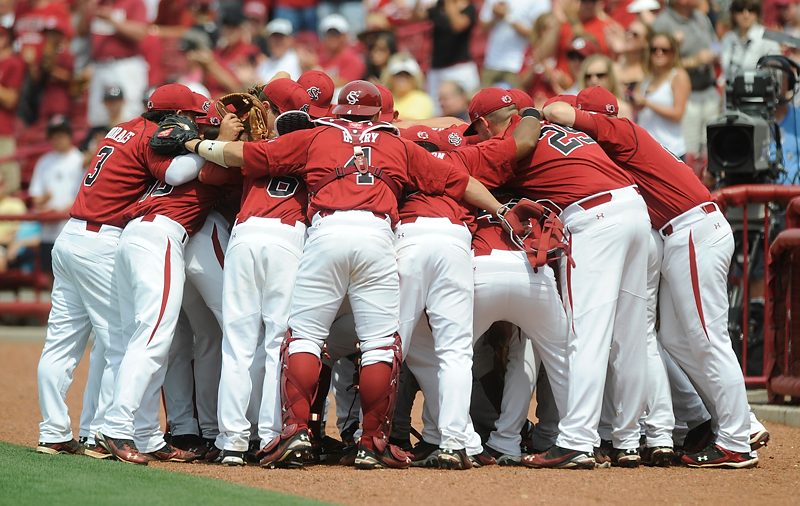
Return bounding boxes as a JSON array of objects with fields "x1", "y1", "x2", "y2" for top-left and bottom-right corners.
[{"x1": 4, "y1": 340, "x2": 800, "y2": 506}]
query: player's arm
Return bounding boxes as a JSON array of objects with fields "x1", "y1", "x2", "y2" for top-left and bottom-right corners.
[
  {"x1": 163, "y1": 153, "x2": 207, "y2": 185},
  {"x1": 463, "y1": 176, "x2": 506, "y2": 219},
  {"x1": 185, "y1": 139, "x2": 245, "y2": 168},
  {"x1": 510, "y1": 113, "x2": 542, "y2": 160},
  {"x1": 542, "y1": 101, "x2": 577, "y2": 128}
]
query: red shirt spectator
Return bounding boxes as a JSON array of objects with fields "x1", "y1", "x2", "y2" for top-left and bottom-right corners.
[
  {"x1": 0, "y1": 42, "x2": 25, "y2": 136},
  {"x1": 203, "y1": 12, "x2": 260, "y2": 98},
  {"x1": 606, "y1": 0, "x2": 638, "y2": 28},
  {"x1": 89, "y1": 0, "x2": 148, "y2": 62},
  {"x1": 316, "y1": 14, "x2": 366, "y2": 87},
  {"x1": 14, "y1": 0, "x2": 72, "y2": 58}
]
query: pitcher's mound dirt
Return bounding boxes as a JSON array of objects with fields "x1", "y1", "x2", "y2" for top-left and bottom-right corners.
[{"x1": 4, "y1": 342, "x2": 800, "y2": 505}]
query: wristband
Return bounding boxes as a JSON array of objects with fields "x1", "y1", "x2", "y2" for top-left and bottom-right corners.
[
  {"x1": 521, "y1": 108, "x2": 541, "y2": 120},
  {"x1": 193, "y1": 140, "x2": 201, "y2": 155},
  {"x1": 194, "y1": 140, "x2": 229, "y2": 168}
]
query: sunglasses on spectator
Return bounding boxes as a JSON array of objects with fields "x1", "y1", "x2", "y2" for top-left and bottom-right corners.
[
  {"x1": 733, "y1": 6, "x2": 757, "y2": 13},
  {"x1": 650, "y1": 46, "x2": 671, "y2": 55},
  {"x1": 585, "y1": 72, "x2": 608, "y2": 79},
  {"x1": 627, "y1": 31, "x2": 644, "y2": 38}
]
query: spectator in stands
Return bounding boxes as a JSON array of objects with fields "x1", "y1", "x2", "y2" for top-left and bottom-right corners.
[
  {"x1": 632, "y1": 32, "x2": 691, "y2": 159},
  {"x1": 479, "y1": 0, "x2": 545, "y2": 88},
  {"x1": 578, "y1": 55, "x2": 634, "y2": 119},
  {"x1": 556, "y1": 0, "x2": 618, "y2": 57},
  {"x1": 653, "y1": 0, "x2": 721, "y2": 163},
  {"x1": 303, "y1": 14, "x2": 366, "y2": 87},
  {"x1": 561, "y1": 35, "x2": 601, "y2": 94},
  {"x1": 520, "y1": 12, "x2": 567, "y2": 107},
  {"x1": 0, "y1": 0, "x2": 14, "y2": 28},
  {"x1": 244, "y1": 0, "x2": 270, "y2": 55},
  {"x1": 14, "y1": 0, "x2": 72, "y2": 55},
  {"x1": 385, "y1": 52, "x2": 434, "y2": 119},
  {"x1": 761, "y1": 57, "x2": 800, "y2": 184},
  {"x1": 0, "y1": 170, "x2": 29, "y2": 272},
  {"x1": 319, "y1": 0, "x2": 365, "y2": 34},
  {"x1": 414, "y1": 0, "x2": 480, "y2": 115},
  {"x1": 176, "y1": 28, "x2": 214, "y2": 97},
  {"x1": 77, "y1": 0, "x2": 151, "y2": 128},
  {"x1": 720, "y1": 0, "x2": 781, "y2": 85},
  {"x1": 626, "y1": 0, "x2": 662, "y2": 25},
  {"x1": 362, "y1": 29, "x2": 396, "y2": 84},
  {"x1": 103, "y1": 85, "x2": 125, "y2": 126},
  {"x1": 28, "y1": 115, "x2": 84, "y2": 273},
  {"x1": 192, "y1": 9, "x2": 259, "y2": 98},
  {"x1": 256, "y1": 19, "x2": 303, "y2": 82},
  {"x1": 438, "y1": 80, "x2": 469, "y2": 121},
  {"x1": 610, "y1": 19, "x2": 652, "y2": 98},
  {"x1": 0, "y1": 26, "x2": 24, "y2": 194},
  {"x1": 273, "y1": 0, "x2": 318, "y2": 33}
]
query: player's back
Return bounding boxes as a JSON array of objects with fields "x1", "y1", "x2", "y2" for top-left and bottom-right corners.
[
  {"x1": 71, "y1": 117, "x2": 172, "y2": 228},
  {"x1": 238, "y1": 174, "x2": 309, "y2": 226},
  {"x1": 505, "y1": 119, "x2": 634, "y2": 210}
]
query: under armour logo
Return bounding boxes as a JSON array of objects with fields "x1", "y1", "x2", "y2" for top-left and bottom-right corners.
[
  {"x1": 596, "y1": 213, "x2": 604, "y2": 219},
  {"x1": 347, "y1": 90, "x2": 361, "y2": 105},
  {"x1": 714, "y1": 223, "x2": 720, "y2": 229},
  {"x1": 697, "y1": 455, "x2": 708, "y2": 461},
  {"x1": 397, "y1": 233, "x2": 405, "y2": 238},
  {"x1": 357, "y1": 450, "x2": 366, "y2": 458},
  {"x1": 299, "y1": 433, "x2": 310, "y2": 441},
  {"x1": 307, "y1": 86, "x2": 320, "y2": 100}
]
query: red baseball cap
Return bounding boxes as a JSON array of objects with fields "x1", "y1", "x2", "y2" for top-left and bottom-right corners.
[
  {"x1": 543, "y1": 94, "x2": 578, "y2": 108},
  {"x1": 401, "y1": 125, "x2": 443, "y2": 150},
  {"x1": 464, "y1": 88, "x2": 516, "y2": 136},
  {"x1": 510, "y1": 89, "x2": 535, "y2": 110},
  {"x1": 439, "y1": 126, "x2": 465, "y2": 151},
  {"x1": 243, "y1": 0, "x2": 267, "y2": 21},
  {"x1": 263, "y1": 78, "x2": 311, "y2": 114},
  {"x1": 375, "y1": 84, "x2": 396, "y2": 122},
  {"x1": 147, "y1": 83, "x2": 209, "y2": 114},
  {"x1": 576, "y1": 86, "x2": 619, "y2": 116},
  {"x1": 197, "y1": 100, "x2": 222, "y2": 126},
  {"x1": 297, "y1": 70, "x2": 334, "y2": 119},
  {"x1": 567, "y1": 37, "x2": 601, "y2": 59}
]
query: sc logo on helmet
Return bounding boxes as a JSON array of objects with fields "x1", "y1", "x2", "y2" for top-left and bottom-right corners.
[{"x1": 347, "y1": 90, "x2": 361, "y2": 105}]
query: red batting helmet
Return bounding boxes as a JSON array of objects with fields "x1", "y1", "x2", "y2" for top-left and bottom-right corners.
[{"x1": 331, "y1": 80, "x2": 383, "y2": 116}]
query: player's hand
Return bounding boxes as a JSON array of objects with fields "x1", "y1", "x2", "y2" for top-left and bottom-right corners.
[
  {"x1": 218, "y1": 113, "x2": 245, "y2": 142},
  {"x1": 496, "y1": 205, "x2": 531, "y2": 238}
]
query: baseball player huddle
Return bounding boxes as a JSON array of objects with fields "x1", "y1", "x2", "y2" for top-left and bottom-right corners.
[{"x1": 34, "y1": 69, "x2": 769, "y2": 472}]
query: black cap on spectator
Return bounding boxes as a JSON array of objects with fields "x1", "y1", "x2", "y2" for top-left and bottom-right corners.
[
  {"x1": 220, "y1": 8, "x2": 247, "y2": 27},
  {"x1": 178, "y1": 28, "x2": 213, "y2": 52},
  {"x1": 47, "y1": 114, "x2": 72, "y2": 136},
  {"x1": 104, "y1": 86, "x2": 124, "y2": 100}
]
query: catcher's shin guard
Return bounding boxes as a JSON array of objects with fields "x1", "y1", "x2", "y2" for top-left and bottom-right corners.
[
  {"x1": 358, "y1": 332, "x2": 403, "y2": 446},
  {"x1": 280, "y1": 329, "x2": 322, "y2": 431},
  {"x1": 308, "y1": 362, "x2": 333, "y2": 440}
]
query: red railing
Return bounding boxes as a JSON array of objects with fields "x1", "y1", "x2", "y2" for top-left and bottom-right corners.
[
  {"x1": 713, "y1": 185, "x2": 800, "y2": 391},
  {"x1": 0, "y1": 211, "x2": 70, "y2": 323}
]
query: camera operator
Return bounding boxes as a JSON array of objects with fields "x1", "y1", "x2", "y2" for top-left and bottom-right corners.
[{"x1": 763, "y1": 56, "x2": 800, "y2": 185}]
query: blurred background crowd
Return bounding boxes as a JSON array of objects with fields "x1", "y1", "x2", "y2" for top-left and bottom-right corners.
[{"x1": 0, "y1": 0, "x2": 799, "y2": 279}]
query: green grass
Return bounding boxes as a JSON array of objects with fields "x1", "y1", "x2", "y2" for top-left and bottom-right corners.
[{"x1": 0, "y1": 442, "x2": 334, "y2": 506}]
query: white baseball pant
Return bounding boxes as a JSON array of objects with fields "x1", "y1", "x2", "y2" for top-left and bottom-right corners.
[
  {"x1": 556, "y1": 186, "x2": 651, "y2": 453},
  {"x1": 395, "y1": 218, "x2": 475, "y2": 451},
  {"x1": 79, "y1": 338, "x2": 106, "y2": 444},
  {"x1": 38, "y1": 219, "x2": 123, "y2": 444},
  {"x1": 163, "y1": 310, "x2": 199, "y2": 437},
  {"x1": 100, "y1": 215, "x2": 188, "y2": 452},
  {"x1": 657, "y1": 202, "x2": 750, "y2": 453},
  {"x1": 216, "y1": 218, "x2": 306, "y2": 452}
]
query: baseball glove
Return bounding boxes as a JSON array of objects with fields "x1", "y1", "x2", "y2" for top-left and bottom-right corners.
[
  {"x1": 149, "y1": 115, "x2": 200, "y2": 156},
  {"x1": 215, "y1": 92, "x2": 269, "y2": 141}
]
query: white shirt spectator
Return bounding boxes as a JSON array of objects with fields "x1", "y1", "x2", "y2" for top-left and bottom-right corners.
[
  {"x1": 720, "y1": 23, "x2": 781, "y2": 85},
  {"x1": 256, "y1": 48, "x2": 303, "y2": 82},
  {"x1": 28, "y1": 147, "x2": 84, "y2": 242},
  {"x1": 479, "y1": 0, "x2": 545, "y2": 73}
]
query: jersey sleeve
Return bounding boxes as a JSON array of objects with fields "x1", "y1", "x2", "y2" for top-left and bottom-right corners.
[
  {"x1": 142, "y1": 147, "x2": 182, "y2": 182},
  {"x1": 572, "y1": 109, "x2": 637, "y2": 160},
  {"x1": 404, "y1": 139, "x2": 469, "y2": 199},
  {"x1": 455, "y1": 135, "x2": 517, "y2": 188},
  {"x1": 242, "y1": 130, "x2": 315, "y2": 179}
]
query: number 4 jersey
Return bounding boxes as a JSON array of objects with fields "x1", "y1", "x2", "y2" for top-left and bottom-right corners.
[
  {"x1": 70, "y1": 117, "x2": 178, "y2": 228},
  {"x1": 472, "y1": 116, "x2": 634, "y2": 211}
]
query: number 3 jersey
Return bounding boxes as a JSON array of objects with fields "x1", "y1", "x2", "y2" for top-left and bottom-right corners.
[
  {"x1": 242, "y1": 121, "x2": 470, "y2": 226},
  {"x1": 472, "y1": 115, "x2": 634, "y2": 211},
  {"x1": 70, "y1": 117, "x2": 178, "y2": 228}
]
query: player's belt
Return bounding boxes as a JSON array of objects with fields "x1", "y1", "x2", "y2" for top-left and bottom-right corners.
[
  {"x1": 577, "y1": 192, "x2": 613, "y2": 210},
  {"x1": 140, "y1": 214, "x2": 189, "y2": 244},
  {"x1": 85, "y1": 221, "x2": 103, "y2": 232},
  {"x1": 398, "y1": 216, "x2": 464, "y2": 226},
  {"x1": 661, "y1": 203, "x2": 717, "y2": 236}
]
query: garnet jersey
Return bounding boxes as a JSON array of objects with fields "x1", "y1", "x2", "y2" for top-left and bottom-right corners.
[
  {"x1": 572, "y1": 109, "x2": 711, "y2": 229},
  {"x1": 399, "y1": 135, "x2": 517, "y2": 232},
  {"x1": 472, "y1": 193, "x2": 523, "y2": 254},
  {"x1": 242, "y1": 121, "x2": 470, "y2": 226},
  {"x1": 471, "y1": 116, "x2": 634, "y2": 211},
  {"x1": 124, "y1": 176, "x2": 229, "y2": 237},
  {"x1": 70, "y1": 117, "x2": 176, "y2": 228},
  {"x1": 237, "y1": 173, "x2": 308, "y2": 225}
]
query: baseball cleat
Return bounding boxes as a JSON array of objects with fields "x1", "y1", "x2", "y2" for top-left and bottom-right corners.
[
  {"x1": 305, "y1": 435, "x2": 347, "y2": 465},
  {"x1": 36, "y1": 439, "x2": 84, "y2": 455},
  {"x1": 221, "y1": 450, "x2": 247, "y2": 466},
  {"x1": 96, "y1": 432, "x2": 148, "y2": 465},
  {"x1": 409, "y1": 440, "x2": 440, "y2": 468},
  {"x1": 641, "y1": 446, "x2": 673, "y2": 467},
  {"x1": 469, "y1": 448, "x2": 498, "y2": 467},
  {"x1": 170, "y1": 434, "x2": 214, "y2": 459},
  {"x1": 339, "y1": 444, "x2": 358, "y2": 466},
  {"x1": 521, "y1": 445, "x2": 595, "y2": 469},
  {"x1": 84, "y1": 443, "x2": 113, "y2": 459},
  {"x1": 257, "y1": 427, "x2": 312, "y2": 469},
  {"x1": 749, "y1": 429, "x2": 770, "y2": 451},
  {"x1": 353, "y1": 441, "x2": 411, "y2": 470},
  {"x1": 611, "y1": 448, "x2": 641, "y2": 468},
  {"x1": 146, "y1": 443, "x2": 202, "y2": 463},
  {"x1": 205, "y1": 445, "x2": 222, "y2": 463},
  {"x1": 485, "y1": 446, "x2": 520, "y2": 466},
  {"x1": 437, "y1": 448, "x2": 473, "y2": 470},
  {"x1": 593, "y1": 440, "x2": 612, "y2": 469},
  {"x1": 682, "y1": 443, "x2": 758, "y2": 468}
]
